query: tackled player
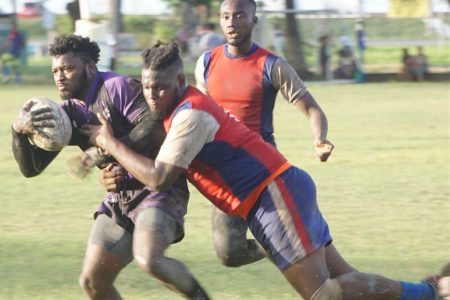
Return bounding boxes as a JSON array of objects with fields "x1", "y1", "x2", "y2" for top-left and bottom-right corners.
[{"x1": 11, "y1": 34, "x2": 209, "y2": 300}]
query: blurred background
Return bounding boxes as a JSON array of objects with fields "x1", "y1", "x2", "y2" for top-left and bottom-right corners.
[{"x1": 0, "y1": 0, "x2": 449, "y2": 83}]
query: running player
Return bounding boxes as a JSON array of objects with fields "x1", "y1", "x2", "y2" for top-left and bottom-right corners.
[
  {"x1": 194, "y1": 0, "x2": 355, "y2": 277},
  {"x1": 11, "y1": 34, "x2": 209, "y2": 299},
  {"x1": 82, "y1": 41, "x2": 440, "y2": 300}
]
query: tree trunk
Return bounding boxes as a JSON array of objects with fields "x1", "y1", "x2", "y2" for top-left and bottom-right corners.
[
  {"x1": 284, "y1": 0, "x2": 311, "y2": 78},
  {"x1": 110, "y1": 0, "x2": 122, "y2": 33}
]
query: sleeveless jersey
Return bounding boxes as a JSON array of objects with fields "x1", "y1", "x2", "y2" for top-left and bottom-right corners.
[{"x1": 201, "y1": 44, "x2": 278, "y2": 144}]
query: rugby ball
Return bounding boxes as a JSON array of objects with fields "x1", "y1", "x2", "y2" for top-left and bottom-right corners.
[{"x1": 28, "y1": 97, "x2": 72, "y2": 151}]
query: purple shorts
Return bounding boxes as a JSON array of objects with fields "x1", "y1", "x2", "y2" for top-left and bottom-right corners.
[
  {"x1": 247, "y1": 166, "x2": 332, "y2": 270},
  {"x1": 96, "y1": 184, "x2": 189, "y2": 243}
]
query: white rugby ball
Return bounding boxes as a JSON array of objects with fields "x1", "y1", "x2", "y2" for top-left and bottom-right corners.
[{"x1": 28, "y1": 97, "x2": 72, "y2": 151}]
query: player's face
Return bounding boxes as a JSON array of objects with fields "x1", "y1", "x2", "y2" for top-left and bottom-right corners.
[
  {"x1": 220, "y1": 0, "x2": 256, "y2": 47},
  {"x1": 141, "y1": 68, "x2": 186, "y2": 119},
  {"x1": 51, "y1": 52, "x2": 94, "y2": 100}
]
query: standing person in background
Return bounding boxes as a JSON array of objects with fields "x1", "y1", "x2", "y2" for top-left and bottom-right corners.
[
  {"x1": 400, "y1": 48, "x2": 415, "y2": 81},
  {"x1": 355, "y1": 20, "x2": 366, "y2": 64},
  {"x1": 318, "y1": 35, "x2": 330, "y2": 79},
  {"x1": 197, "y1": 23, "x2": 225, "y2": 53},
  {"x1": 195, "y1": 0, "x2": 356, "y2": 278},
  {"x1": 1, "y1": 23, "x2": 25, "y2": 84},
  {"x1": 413, "y1": 46, "x2": 428, "y2": 81}
]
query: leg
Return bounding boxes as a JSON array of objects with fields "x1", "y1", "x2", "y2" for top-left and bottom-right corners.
[
  {"x1": 79, "y1": 214, "x2": 133, "y2": 300},
  {"x1": 439, "y1": 262, "x2": 450, "y2": 299},
  {"x1": 249, "y1": 167, "x2": 436, "y2": 299},
  {"x1": 282, "y1": 246, "x2": 406, "y2": 300},
  {"x1": 133, "y1": 207, "x2": 209, "y2": 300},
  {"x1": 325, "y1": 243, "x2": 357, "y2": 278},
  {"x1": 211, "y1": 206, "x2": 266, "y2": 267}
]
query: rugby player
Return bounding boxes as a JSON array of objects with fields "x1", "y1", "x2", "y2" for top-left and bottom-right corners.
[
  {"x1": 82, "y1": 41, "x2": 440, "y2": 300},
  {"x1": 11, "y1": 34, "x2": 209, "y2": 299},
  {"x1": 194, "y1": 0, "x2": 357, "y2": 277}
]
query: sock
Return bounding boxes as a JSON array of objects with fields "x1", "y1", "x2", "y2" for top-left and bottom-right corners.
[{"x1": 400, "y1": 281, "x2": 435, "y2": 300}]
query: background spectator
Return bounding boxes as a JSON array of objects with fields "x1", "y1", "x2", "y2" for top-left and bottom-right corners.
[
  {"x1": 414, "y1": 46, "x2": 428, "y2": 81},
  {"x1": 399, "y1": 48, "x2": 415, "y2": 81},
  {"x1": 1, "y1": 23, "x2": 26, "y2": 84},
  {"x1": 318, "y1": 35, "x2": 330, "y2": 79},
  {"x1": 197, "y1": 22, "x2": 225, "y2": 53}
]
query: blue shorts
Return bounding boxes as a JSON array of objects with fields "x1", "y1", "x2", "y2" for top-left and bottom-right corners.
[{"x1": 247, "y1": 166, "x2": 332, "y2": 270}]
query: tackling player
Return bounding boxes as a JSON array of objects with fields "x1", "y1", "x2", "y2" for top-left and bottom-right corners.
[
  {"x1": 82, "y1": 41, "x2": 441, "y2": 300},
  {"x1": 11, "y1": 34, "x2": 209, "y2": 299}
]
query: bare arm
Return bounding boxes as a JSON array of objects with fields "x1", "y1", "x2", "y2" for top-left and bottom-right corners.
[
  {"x1": 294, "y1": 92, "x2": 333, "y2": 162},
  {"x1": 272, "y1": 58, "x2": 334, "y2": 161},
  {"x1": 81, "y1": 113, "x2": 184, "y2": 192}
]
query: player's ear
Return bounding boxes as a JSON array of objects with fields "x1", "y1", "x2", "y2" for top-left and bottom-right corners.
[
  {"x1": 177, "y1": 73, "x2": 186, "y2": 87},
  {"x1": 253, "y1": 16, "x2": 258, "y2": 25},
  {"x1": 86, "y1": 62, "x2": 96, "y2": 77}
]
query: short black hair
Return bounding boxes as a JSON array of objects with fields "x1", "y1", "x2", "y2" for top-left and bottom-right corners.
[
  {"x1": 221, "y1": 0, "x2": 257, "y2": 13},
  {"x1": 141, "y1": 41, "x2": 182, "y2": 71},
  {"x1": 48, "y1": 34, "x2": 100, "y2": 64}
]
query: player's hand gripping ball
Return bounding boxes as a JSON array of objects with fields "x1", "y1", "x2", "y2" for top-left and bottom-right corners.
[{"x1": 27, "y1": 97, "x2": 72, "y2": 151}]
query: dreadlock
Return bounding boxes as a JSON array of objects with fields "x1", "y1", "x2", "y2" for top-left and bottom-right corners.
[
  {"x1": 48, "y1": 34, "x2": 100, "y2": 64},
  {"x1": 141, "y1": 41, "x2": 183, "y2": 72}
]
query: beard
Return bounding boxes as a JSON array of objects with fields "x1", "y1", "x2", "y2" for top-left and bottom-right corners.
[{"x1": 59, "y1": 68, "x2": 89, "y2": 100}]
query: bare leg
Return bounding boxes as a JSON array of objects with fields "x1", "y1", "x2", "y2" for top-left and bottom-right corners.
[
  {"x1": 133, "y1": 208, "x2": 209, "y2": 300},
  {"x1": 211, "y1": 206, "x2": 266, "y2": 267},
  {"x1": 325, "y1": 243, "x2": 358, "y2": 278},
  {"x1": 439, "y1": 262, "x2": 450, "y2": 299},
  {"x1": 79, "y1": 215, "x2": 131, "y2": 300},
  {"x1": 282, "y1": 246, "x2": 405, "y2": 300}
]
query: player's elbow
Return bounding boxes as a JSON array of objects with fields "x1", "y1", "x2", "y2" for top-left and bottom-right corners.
[
  {"x1": 19, "y1": 167, "x2": 41, "y2": 178},
  {"x1": 148, "y1": 179, "x2": 172, "y2": 193}
]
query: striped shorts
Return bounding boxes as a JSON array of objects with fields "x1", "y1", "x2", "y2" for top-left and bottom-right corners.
[{"x1": 247, "y1": 166, "x2": 332, "y2": 270}]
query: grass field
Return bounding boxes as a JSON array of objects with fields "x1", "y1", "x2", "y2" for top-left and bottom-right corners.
[{"x1": 0, "y1": 82, "x2": 449, "y2": 299}]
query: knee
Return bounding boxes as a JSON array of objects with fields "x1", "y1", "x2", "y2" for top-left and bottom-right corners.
[
  {"x1": 215, "y1": 249, "x2": 238, "y2": 267},
  {"x1": 310, "y1": 278, "x2": 343, "y2": 300},
  {"x1": 79, "y1": 272, "x2": 109, "y2": 299},
  {"x1": 135, "y1": 253, "x2": 164, "y2": 277}
]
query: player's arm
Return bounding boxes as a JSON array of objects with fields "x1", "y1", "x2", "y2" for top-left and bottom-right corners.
[
  {"x1": 271, "y1": 58, "x2": 334, "y2": 162},
  {"x1": 82, "y1": 109, "x2": 218, "y2": 192},
  {"x1": 11, "y1": 100, "x2": 59, "y2": 177}
]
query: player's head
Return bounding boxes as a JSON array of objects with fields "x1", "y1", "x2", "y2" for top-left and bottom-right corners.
[
  {"x1": 220, "y1": 0, "x2": 258, "y2": 47},
  {"x1": 141, "y1": 41, "x2": 187, "y2": 119},
  {"x1": 49, "y1": 34, "x2": 100, "y2": 100}
]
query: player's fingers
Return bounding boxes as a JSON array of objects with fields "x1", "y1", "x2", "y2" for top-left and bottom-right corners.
[
  {"x1": 30, "y1": 107, "x2": 53, "y2": 117},
  {"x1": 33, "y1": 128, "x2": 52, "y2": 140},
  {"x1": 97, "y1": 112, "x2": 107, "y2": 125},
  {"x1": 33, "y1": 120, "x2": 56, "y2": 128},
  {"x1": 104, "y1": 163, "x2": 114, "y2": 172}
]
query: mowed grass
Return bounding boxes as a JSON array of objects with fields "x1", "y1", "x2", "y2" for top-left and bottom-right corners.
[{"x1": 0, "y1": 82, "x2": 449, "y2": 299}]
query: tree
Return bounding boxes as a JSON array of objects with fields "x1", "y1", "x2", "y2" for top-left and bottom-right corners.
[
  {"x1": 109, "y1": 0, "x2": 123, "y2": 33},
  {"x1": 284, "y1": 0, "x2": 311, "y2": 78}
]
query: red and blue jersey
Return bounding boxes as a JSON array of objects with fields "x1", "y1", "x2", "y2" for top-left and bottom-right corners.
[
  {"x1": 163, "y1": 87, "x2": 291, "y2": 218},
  {"x1": 199, "y1": 43, "x2": 279, "y2": 145}
]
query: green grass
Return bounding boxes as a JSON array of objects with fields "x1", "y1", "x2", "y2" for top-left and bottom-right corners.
[{"x1": 0, "y1": 82, "x2": 449, "y2": 299}]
